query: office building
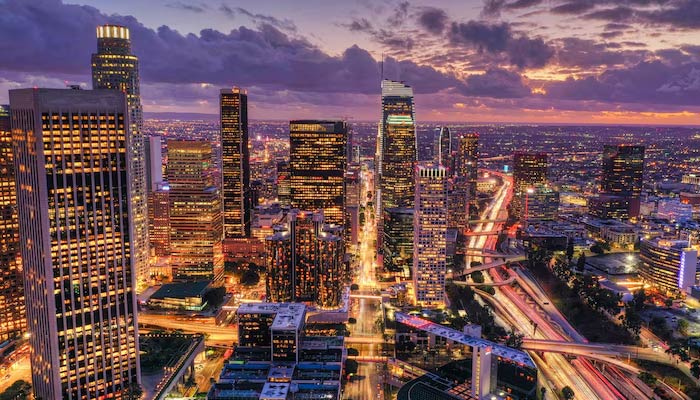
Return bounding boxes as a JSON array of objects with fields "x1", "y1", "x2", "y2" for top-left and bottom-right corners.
[
  {"x1": 382, "y1": 207, "x2": 414, "y2": 277},
  {"x1": 512, "y1": 152, "x2": 548, "y2": 219},
  {"x1": 168, "y1": 140, "x2": 223, "y2": 281},
  {"x1": 377, "y1": 80, "x2": 416, "y2": 221},
  {"x1": 221, "y1": 88, "x2": 251, "y2": 238},
  {"x1": 413, "y1": 164, "x2": 448, "y2": 306},
  {"x1": 151, "y1": 182, "x2": 171, "y2": 256},
  {"x1": 276, "y1": 160, "x2": 291, "y2": 207},
  {"x1": 146, "y1": 135, "x2": 164, "y2": 192},
  {"x1": 265, "y1": 210, "x2": 345, "y2": 308},
  {"x1": 591, "y1": 145, "x2": 645, "y2": 219},
  {"x1": 289, "y1": 120, "x2": 347, "y2": 227},
  {"x1": 455, "y1": 133, "x2": 479, "y2": 220},
  {"x1": 92, "y1": 24, "x2": 149, "y2": 284},
  {"x1": 0, "y1": 105, "x2": 24, "y2": 342},
  {"x1": 447, "y1": 181, "x2": 468, "y2": 229},
  {"x1": 10, "y1": 88, "x2": 140, "y2": 398},
  {"x1": 210, "y1": 303, "x2": 344, "y2": 400},
  {"x1": 639, "y1": 238, "x2": 698, "y2": 295},
  {"x1": 520, "y1": 183, "x2": 560, "y2": 222},
  {"x1": 437, "y1": 126, "x2": 451, "y2": 170}
]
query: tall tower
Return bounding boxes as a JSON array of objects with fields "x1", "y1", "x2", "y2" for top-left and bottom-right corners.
[
  {"x1": 289, "y1": 120, "x2": 348, "y2": 227},
  {"x1": 0, "y1": 104, "x2": 25, "y2": 342},
  {"x1": 378, "y1": 80, "x2": 416, "y2": 214},
  {"x1": 437, "y1": 126, "x2": 451, "y2": 170},
  {"x1": 92, "y1": 24, "x2": 149, "y2": 284},
  {"x1": 512, "y1": 152, "x2": 547, "y2": 219},
  {"x1": 168, "y1": 140, "x2": 224, "y2": 281},
  {"x1": 10, "y1": 88, "x2": 140, "y2": 399},
  {"x1": 455, "y1": 133, "x2": 479, "y2": 220},
  {"x1": 221, "y1": 88, "x2": 251, "y2": 238},
  {"x1": 601, "y1": 145, "x2": 645, "y2": 196},
  {"x1": 413, "y1": 164, "x2": 448, "y2": 306}
]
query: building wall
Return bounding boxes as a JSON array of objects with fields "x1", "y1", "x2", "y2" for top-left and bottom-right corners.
[{"x1": 221, "y1": 88, "x2": 251, "y2": 238}]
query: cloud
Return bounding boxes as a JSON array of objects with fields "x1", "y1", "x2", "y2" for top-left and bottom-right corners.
[
  {"x1": 481, "y1": 0, "x2": 545, "y2": 17},
  {"x1": 230, "y1": 7, "x2": 297, "y2": 31},
  {"x1": 343, "y1": 18, "x2": 373, "y2": 32},
  {"x1": 416, "y1": 7, "x2": 448, "y2": 35},
  {"x1": 165, "y1": 2, "x2": 207, "y2": 13},
  {"x1": 448, "y1": 21, "x2": 554, "y2": 68},
  {"x1": 460, "y1": 68, "x2": 532, "y2": 98}
]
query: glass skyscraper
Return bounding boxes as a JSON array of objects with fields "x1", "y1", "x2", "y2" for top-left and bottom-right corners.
[
  {"x1": 289, "y1": 120, "x2": 347, "y2": 227},
  {"x1": 168, "y1": 140, "x2": 224, "y2": 281},
  {"x1": 10, "y1": 88, "x2": 140, "y2": 399},
  {"x1": 91, "y1": 24, "x2": 149, "y2": 284},
  {"x1": 0, "y1": 104, "x2": 25, "y2": 342},
  {"x1": 221, "y1": 88, "x2": 251, "y2": 238}
]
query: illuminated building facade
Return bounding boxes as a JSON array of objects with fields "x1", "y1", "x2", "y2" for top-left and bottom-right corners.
[
  {"x1": 151, "y1": 182, "x2": 171, "y2": 256},
  {"x1": 276, "y1": 160, "x2": 291, "y2": 207},
  {"x1": 519, "y1": 183, "x2": 560, "y2": 222},
  {"x1": 413, "y1": 164, "x2": 448, "y2": 306},
  {"x1": 512, "y1": 152, "x2": 548, "y2": 219},
  {"x1": 0, "y1": 105, "x2": 25, "y2": 342},
  {"x1": 640, "y1": 238, "x2": 698, "y2": 295},
  {"x1": 455, "y1": 133, "x2": 479, "y2": 220},
  {"x1": 265, "y1": 210, "x2": 345, "y2": 308},
  {"x1": 591, "y1": 145, "x2": 645, "y2": 219},
  {"x1": 91, "y1": 24, "x2": 149, "y2": 284},
  {"x1": 437, "y1": 126, "x2": 451, "y2": 170},
  {"x1": 382, "y1": 207, "x2": 414, "y2": 277},
  {"x1": 221, "y1": 88, "x2": 251, "y2": 238},
  {"x1": 168, "y1": 140, "x2": 223, "y2": 281},
  {"x1": 289, "y1": 120, "x2": 347, "y2": 227},
  {"x1": 10, "y1": 88, "x2": 140, "y2": 399}
]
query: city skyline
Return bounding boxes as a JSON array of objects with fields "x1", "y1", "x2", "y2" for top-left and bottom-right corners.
[{"x1": 1, "y1": 0, "x2": 700, "y2": 124}]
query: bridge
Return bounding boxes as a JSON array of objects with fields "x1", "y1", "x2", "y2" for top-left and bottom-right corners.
[
  {"x1": 464, "y1": 230, "x2": 502, "y2": 236},
  {"x1": 468, "y1": 218, "x2": 508, "y2": 224},
  {"x1": 150, "y1": 334, "x2": 206, "y2": 400},
  {"x1": 395, "y1": 313, "x2": 535, "y2": 399}
]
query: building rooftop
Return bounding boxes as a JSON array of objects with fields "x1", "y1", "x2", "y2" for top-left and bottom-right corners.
[
  {"x1": 237, "y1": 303, "x2": 306, "y2": 331},
  {"x1": 150, "y1": 280, "x2": 210, "y2": 300},
  {"x1": 395, "y1": 313, "x2": 536, "y2": 369}
]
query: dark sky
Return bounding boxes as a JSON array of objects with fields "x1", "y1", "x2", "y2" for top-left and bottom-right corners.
[{"x1": 1, "y1": 0, "x2": 700, "y2": 124}]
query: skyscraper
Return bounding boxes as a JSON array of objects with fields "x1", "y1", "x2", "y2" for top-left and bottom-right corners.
[
  {"x1": 289, "y1": 120, "x2": 347, "y2": 227},
  {"x1": 591, "y1": 145, "x2": 645, "y2": 219},
  {"x1": 10, "y1": 88, "x2": 140, "y2": 399},
  {"x1": 92, "y1": 24, "x2": 149, "y2": 284},
  {"x1": 151, "y1": 182, "x2": 171, "y2": 257},
  {"x1": 413, "y1": 164, "x2": 448, "y2": 306},
  {"x1": 512, "y1": 152, "x2": 548, "y2": 219},
  {"x1": 382, "y1": 207, "x2": 414, "y2": 278},
  {"x1": 277, "y1": 160, "x2": 291, "y2": 207},
  {"x1": 455, "y1": 133, "x2": 479, "y2": 220},
  {"x1": 265, "y1": 210, "x2": 345, "y2": 308},
  {"x1": 168, "y1": 140, "x2": 223, "y2": 281},
  {"x1": 221, "y1": 87, "x2": 251, "y2": 238},
  {"x1": 378, "y1": 80, "x2": 416, "y2": 214},
  {"x1": 601, "y1": 145, "x2": 645, "y2": 196},
  {"x1": 0, "y1": 104, "x2": 25, "y2": 342},
  {"x1": 437, "y1": 126, "x2": 452, "y2": 169}
]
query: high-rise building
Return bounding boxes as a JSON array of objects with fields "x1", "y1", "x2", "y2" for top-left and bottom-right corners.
[
  {"x1": 168, "y1": 140, "x2": 223, "y2": 281},
  {"x1": 265, "y1": 210, "x2": 345, "y2": 308},
  {"x1": 378, "y1": 80, "x2": 416, "y2": 215},
  {"x1": 413, "y1": 164, "x2": 448, "y2": 306},
  {"x1": 382, "y1": 207, "x2": 414, "y2": 278},
  {"x1": 601, "y1": 145, "x2": 645, "y2": 196},
  {"x1": 276, "y1": 160, "x2": 291, "y2": 207},
  {"x1": 639, "y1": 238, "x2": 698, "y2": 295},
  {"x1": 146, "y1": 135, "x2": 164, "y2": 192},
  {"x1": 437, "y1": 126, "x2": 452, "y2": 170},
  {"x1": 455, "y1": 133, "x2": 479, "y2": 220},
  {"x1": 512, "y1": 152, "x2": 548, "y2": 219},
  {"x1": 151, "y1": 182, "x2": 171, "y2": 257},
  {"x1": 92, "y1": 24, "x2": 149, "y2": 284},
  {"x1": 519, "y1": 183, "x2": 560, "y2": 222},
  {"x1": 591, "y1": 145, "x2": 645, "y2": 219},
  {"x1": 0, "y1": 105, "x2": 25, "y2": 342},
  {"x1": 221, "y1": 88, "x2": 251, "y2": 238},
  {"x1": 289, "y1": 120, "x2": 347, "y2": 227},
  {"x1": 10, "y1": 88, "x2": 140, "y2": 399}
]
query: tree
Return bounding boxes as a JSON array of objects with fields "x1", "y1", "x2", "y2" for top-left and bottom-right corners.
[
  {"x1": 666, "y1": 343, "x2": 691, "y2": 362},
  {"x1": 347, "y1": 347, "x2": 360, "y2": 356},
  {"x1": 632, "y1": 289, "x2": 647, "y2": 312},
  {"x1": 566, "y1": 240, "x2": 574, "y2": 262},
  {"x1": 203, "y1": 286, "x2": 227, "y2": 308},
  {"x1": 471, "y1": 270, "x2": 485, "y2": 284},
  {"x1": 561, "y1": 386, "x2": 575, "y2": 400},
  {"x1": 240, "y1": 270, "x2": 260, "y2": 286},
  {"x1": 638, "y1": 371, "x2": 657, "y2": 386},
  {"x1": 123, "y1": 382, "x2": 143, "y2": 400},
  {"x1": 691, "y1": 360, "x2": 700, "y2": 379},
  {"x1": 590, "y1": 243, "x2": 605, "y2": 254},
  {"x1": 620, "y1": 303, "x2": 642, "y2": 338},
  {"x1": 348, "y1": 317, "x2": 357, "y2": 324},
  {"x1": 540, "y1": 387, "x2": 546, "y2": 400},
  {"x1": 664, "y1": 298, "x2": 674, "y2": 308},
  {"x1": 345, "y1": 359, "x2": 359, "y2": 375},
  {"x1": 350, "y1": 284, "x2": 359, "y2": 291},
  {"x1": 0, "y1": 380, "x2": 31, "y2": 400},
  {"x1": 575, "y1": 253, "x2": 586, "y2": 273},
  {"x1": 504, "y1": 330, "x2": 524, "y2": 350}
]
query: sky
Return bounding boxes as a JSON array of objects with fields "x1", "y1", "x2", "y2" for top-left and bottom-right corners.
[{"x1": 1, "y1": 0, "x2": 700, "y2": 124}]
